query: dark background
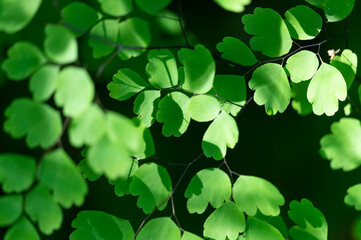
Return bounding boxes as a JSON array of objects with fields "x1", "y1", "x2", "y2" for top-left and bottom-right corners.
[{"x1": 1, "y1": 0, "x2": 361, "y2": 239}]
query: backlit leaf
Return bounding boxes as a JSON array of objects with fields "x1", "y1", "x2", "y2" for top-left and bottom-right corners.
[
  {"x1": 307, "y1": 63, "x2": 346, "y2": 116},
  {"x1": 320, "y1": 118, "x2": 361, "y2": 171},
  {"x1": 132, "y1": 119, "x2": 155, "y2": 159},
  {"x1": 245, "y1": 217, "x2": 284, "y2": 240},
  {"x1": 69, "y1": 104, "x2": 106, "y2": 147},
  {"x1": 25, "y1": 184, "x2": 63, "y2": 235},
  {"x1": 4, "y1": 216, "x2": 39, "y2": 240},
  {"x1": 182, "y1": 231, "x2": 203, "y2": 240},
  {"x1": 129, "y1": 163, "x2": 172, "y2": 214},
  {"x1": 213, "y1": 75, "x2": 247, "y2": 116},
  {"x1": 38, "y1": 149, "x2": 88, "y2": 208},
  {"x1": 134, "y1": 0, "x2": 172, "y2": 14},
  {"x1": 89, "y1": 19, "x2": 118, "y2": 58},
  {"x1": 305, "y1": 0, "x2": 325, "y2": 8},
  {"x1": 249, "y1": 63, "x2": 291, "y2": 115},
  {"x1": 0, "y1": 195, "x2": 22, "y2": 226},
  {"x1": 110, "y1": 160, "x2": 138, "y2": 197},
  {"x1": 118, "y1": 17, "x2": 151, "y2": 60},
  {"x1": 137, "y1": 217, "x2": 181, "y2": 240},
  {"x1": 288, "y1": 199, "x2": 328, "y2": 240},
  {"x1": 330, "y1": 49, "x2": 358, "y2": 89},
  {"x1": 146, "y1": 49, "x2": 178, "y2": 88},
  {"x1": 285, "y1": 50, "x2": 319, "y2": 83},
  {"x1": 61, "y1": 2, "x2": 101, "y2": 37},
  {"x1": 178, "y1": 45, "x2": 216, "y2": 94},
  {"x1": 185, "y1": 168, "x2": 232, "y2": 214},
  {"x1": 0, "y1": 154, "x2": 36, "y2": 193},
  {"x1": 55, "y1": 66, "x2": 95, "y2": 117},
  {"x1": 345, "y1": 184, "x2": 361, "y2": 210},
  {"x1": 78, "y1": 159, "x2": 102, "y2": 182},
  {"x1": 188, "y1": 95, "x2": 220, "y2": 122},
  {"x1": 324, "y1": 0, "x2": 355, "y2": 22},
  {"x1": 29, "y1": 65, "x2": 59, "y2": 102},
  {"x1": 242, "y1": 8, "x2": 292, "y2": 57},
  {"x1": 233, "y1": 175, "x2": 285, "y2": 216},
  {"x1": 70, "y1": 210, "x2": 134, "y2": 240},
  {"x1": 0, "y1": 0, "x2": 42, "y2": 34},
  {"x1": 203, "y1": 201, "x2": 245, "y2": 240},
  {"x1": 97, "y1": 0, "x2": 133, "y2": 17},
  {"x1": 133, "y1": 90, "x2": 161, "y2": 127},
  {"x1": 1, "y1": 42, "x2": 46, "y2": 81},
  {"x1": 216, "y1": 37, "x2": 257, "y2": 66},
  {"x1": 156, "y1": 92, "x2": 190, "y2": 137},
  {"x1": 291, "y1": 81, "x2": 313, "y2": 116},
  {"x1": 44, "y1": 24, "x2": 78, "y2": 64},
  {"x1": 202, "y1": 111, "x2": 238, "y2": 160},
  {"x1": 4, "y1": 98, "x2": 62, "y2": 149},
  {"x1": 213, "y1": 0, "x2": 251, "y2": 13},
  {"x1": 285, "y1": 5, "x2": 322, "y2": 40},
  {"x1": 108, "y1": 68, "x2": 149, "y2": 101}
]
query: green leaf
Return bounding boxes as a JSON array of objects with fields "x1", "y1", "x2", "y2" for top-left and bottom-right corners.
[
  {"x1": 44, "y1": 24, "x2": 78, "y2": 64},
  {"x1": 129, "y1": 162, "x2": 172, "y2": 214},
  {"x1": 185, "y1": 168, "x2": 232, "y2": 214},
  {"x1": 242, "y1": 8, "x2": 292, "y2": 57},
  {"x1": 320, "y1": 118, "x2": 361, "y2": 171},
  {"x1": 305, "y1": 0, "x2": 325, "y2": 8},
  {"x1": 29, "y1": 65, "x2": 59, "y2": 102},
  {"x1": 38, "y1": 149, "x2": 88, "y2": 208},
  {"x1": 202, "y1": 111, "x2": 238, "y2": 160},
  {"x1": 61, "y1": 2, "x2": 101, "y2": 37},
  {"x1": 288, "y1": 199, "x2": 328, "y2": 240},
  {"x1": 245, "y1": 217, "x2": 284, "y2": 240},
  {"x1": 132, "y1": 119, "x2": 155, "y2": 159},
  {"x1": 118, "y1": 17, "x2": 151, "y2": 60},
  {"x1": 307, "y1": 63, "x2": 346, "y2": 116},
  {"x1": 156, "y1": 92, "x2": 191, "y2": 137},
  {"x1": 97, "y1": 0, "x2": 133, "y2": 17},
  {"x1": 254, "y1": 212, "x2": 289, "y2": 238},
  {"x1": 70, "y1": 210, "x2": 134, "y2": 240},
  {"x1": 89, "y1": 19, "x2": 118, "y2": 58},
  {"x1": 188, "y1": 95, "x2": 220, "y2": 122},
  {"x1": 345, "y1": 184, "x2": 361, "y2": 210},
  {"x1": 285, "y1": 50, "x2": 319, "y2": 83},
  {"x1": 137, "y1": 217, "x2": 181, "y2": 240},
  {"x1": 330, "y1": 49, "x2": 358, "y2": 89},
  {"x1": 134, "y1": 0, "x2": 172, "y2": 14},
  {"x1": 216, "y1": 37, "x2": 257, "y2": 66},
  {"x1": 324, "y1": 0, "x2": 355, "y2": 22},
  {"x1": 55, "y1": 66, "x2": 95, "y2": 117},
  {"x1": 110, "y1": 160, "x2": 138, "y2": 197},
  {"x1": 4, "y1": 216, "x2": 40, "y2": 240},
  {"x1": 69, "y1": 104, "x2": 106, "y2": 147},
  {"x1": 133, "y1": 90, "x2": 161, "y2": 127},
  {"x1": 203, "y1": 201, "x2": 245, "y2": 240},
  {"x1": 0, "y1": 195, "x2": 22, "y2": 226},
  {"x1": 233, "y1": 175, "x2": 285, "y2": 216},
  {"x1": 291, "y1": 81, "x2": 313, "y2": 116},
  {"x1": 108, "y1": 68, "x2": 149, "y2": 101},
  {"x1": 249, "y1": 63, "x2": 291, "y2": 115},
  {"x1": 1, "y1": 42, "x2": 46, "y2": 81},
  {"x1": 213, "y1": 0, "x2": 251, "y2": 13},
  {"x1": 146, "y1": 49, "x2": 178, "y2": 88},
  {"x1": 25, "y1": 184, "x2": 63, "y2": 235},
  {"x1": 4, "y1": 98, "x2": 62, "y2": 149},
  {"x1": 156, "y1": 10, "x2": 182, "y2": 36},
  {"x1": 78, "y1": 159, "x2": 102, "y2": 182},
  {"x1": 213, "y1": 75, "x2": 247, "y2": 116},
  {"x1": 0, "y1": 0, "x2": 42, "y2": 34},
  {"x1": 0, "y1": 154, "x2": 36, "y2": 193},
  {"x1": 178, "y1": 44, "x2": 216, "y2": 94},
  {"x1": 284, "y1": 5, "x2": 322, "y2": 40},
  {"x1": 181, "y1": 231, "x2": 204, "y2": 240}
]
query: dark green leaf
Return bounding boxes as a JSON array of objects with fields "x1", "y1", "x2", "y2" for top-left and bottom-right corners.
[
  {"x1": 97, "y1": 0, "x2": 133, "y2": 17},
  {"x1": 4, "y1": 98, "x2": 62, "y2": 149},
  {"x1": 0, "y1": 195, "x2": 22, "y2": 226},
  {"x1": 216, "y1": 37, "x2": 257, "y2": 66},
  {"x1": 89, "y1": 19, "x2": 118, "y2": 58},
  {"x1": 202, "y1": 111, "x2": 238, "y2": 160},
  {"x1": 185, "y1": 168, "x2": 232, "y2": 214},
  {"x1": 324, "y1": 0, "x2": 355, "y2": 22},
  {"x1": 178, "y1": 44, "x2": 216, "y2": 94},
  {"x1": 132, "y1": 119, "x2": 155, "y2": 159},
  {"x1": 291, "y1": 81, "x2": 313, "y2": 116},
  {"x1": 4, "y1": 216, "x2": 40, "y2": 240},
  {"x1": 134, "y1": 0, "x2": 172, "y2": 14},
  {"x1": 1, "y1": 42, "x2": 46, "y2": 81},
  {"x1": 0, "y1": 154, "x2": 36, "y2": 193},
  {"x1": 245, "y1": 217, "x2": 284, "y2": 240},
  {"x1": 129, "y1": 163, "x2": 172, "y2": 214},
  {"x1": 78, "y1": 159, "x2": 102, "y2": 182},
  {"x1": 305, "y1": 0, "x2": 325, "y2": 8},
  {"x1": 330, "y1": 49, "x2": 358, "y2": 89},
  {"x1": 133, "y1": 90, "x2": 161, "y2": 127}
]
